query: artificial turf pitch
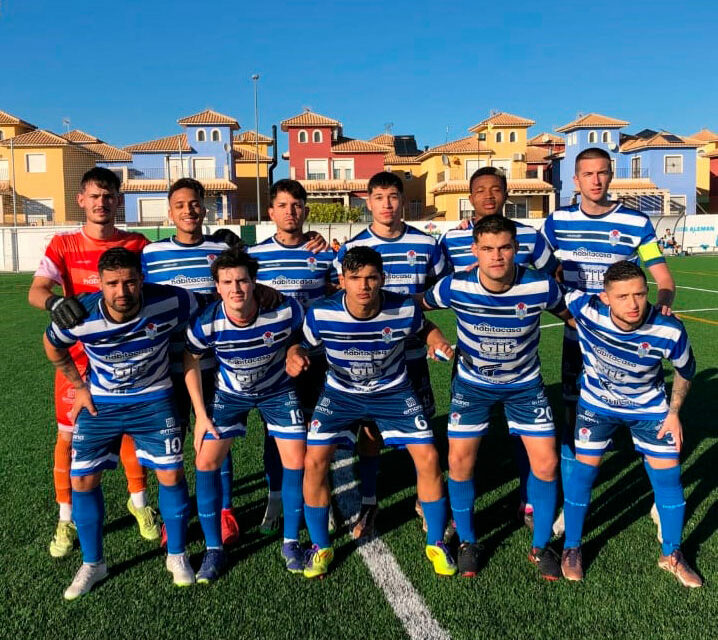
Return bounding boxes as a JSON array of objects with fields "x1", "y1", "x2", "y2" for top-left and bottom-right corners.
[{"x1": 0, "y1": 255, "x2": 716, "y2": 640}]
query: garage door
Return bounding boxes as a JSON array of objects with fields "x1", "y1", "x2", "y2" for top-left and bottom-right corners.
[{"x1": 139, "y1": 198, "x2": 167, "y2": 222}]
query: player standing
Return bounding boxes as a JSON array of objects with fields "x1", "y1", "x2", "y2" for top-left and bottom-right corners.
[
  {"x1": 560, "y1": 261, "x2": 701, "y2": 587},
  {"x1": 29, "y1": 167, "x2": 157, "y2": 557},
  {"x1": 43, "y1": 248, "x2": 197, "y2": 598}
]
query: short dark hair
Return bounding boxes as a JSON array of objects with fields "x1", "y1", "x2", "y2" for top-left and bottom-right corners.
[
  {"x1": 210, "y1": 246, "x2": 259, "y2": 281},
  {"x1": 603, "y1": 260, "x2": 647, "y2": 288},
  {"x1": 342, "y1": 246, "x2": 383, "y2": 274},
  {"x1": 469, "y1": 166, "x2": 507, "y2": 194},
  {"x1": 575, "y1": 147, "x2": 612, "y2": 173},
  {"x1": 270, "y1": 179, "x2": 307, "y2": 205},
  {"x1": 80, "y1": 167, "x2": 121, "y2": 193},
  {"x1": 168, "y1": 177, "x2": 205, "y2": 201},
  {"x1": 472, "y1": 213, "x2": 517, "y2": 242},
  {"x1": 367, "y1": 171, "x2": 403, "y2": 195},
  {"x1": 98, "y1": 247, "x2": 141, "y2": 274}
]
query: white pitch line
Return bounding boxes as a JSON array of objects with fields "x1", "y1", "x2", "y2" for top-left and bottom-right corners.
[
  {"x1": 538, "y1": 307, "x2": 718, "y2": 331},
  {"x1": 331, "y1": 449, "x2": 452, "y2": 640},
  {"x1": 649, "y1": 280, "x2": 718, "y2": 295}
]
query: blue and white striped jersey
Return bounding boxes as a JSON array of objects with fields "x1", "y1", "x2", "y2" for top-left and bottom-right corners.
[
  {"x1": 425, "y1": 267, "x2": 565, "y2": 389},
  {"x1": 439, "y1": 219, "x2": 557, "y2": 274},
  {"x1": 542, "y1": 204, "x2": 664, "y2": 294},
  {"x1": 302, "y1": 290, "x2": 425, "y2": 394},
  {"x1": 566, "y1": 290, "x2": 695, "y2": 419},
  {"x1": 45, "y1": 283, "x2": 197, "y2": 404},
  {"x1": 185, "y1": 297, "x2": 304, "y2": 397},
  {"x1": 247, "y1": 237, "x2": 337, "y2": 310}
]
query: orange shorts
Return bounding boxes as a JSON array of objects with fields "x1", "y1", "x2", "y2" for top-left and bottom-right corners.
[{"x1": 55, "y1": 342, "x2": 88, "y2": 432}]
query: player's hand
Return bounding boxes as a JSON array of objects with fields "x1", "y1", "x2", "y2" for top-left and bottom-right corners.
[
  {"x1": 657, "y1": 413, "x2": 683, "y2": 453},
  {"x1": 255, "y1": 283, "x2": 284, "y2": 310},
  {"x1": 455, "y1": 218, "x2": 471, "y2": 231},
  {"x1": 68, "y1": 386, "x2": 97, "y2": 424},
  {"x1": 286, "y1": 346, "x2": 311, "y2": 376},
  {"x1": 462, "y1": 261, "x2": 478, "y2": 272},
  {"x1": 305, "y1": 231, "x2": 329, "y2": 253},
  {"x1": 655, "y1": 303, "x2": 673, "y2": 316},
  {"x1": 46, "y1": 295, "x2": 87, "y2": 329},
  {"x1": 193, "y1": 414, "x2": 220, "y2": 455},
  {"x1": 211, "y1": 228, "x2": 244, "y2": 249},
  {"x1": 427, "y1": 341, "x2": 454, "y2": 362}
]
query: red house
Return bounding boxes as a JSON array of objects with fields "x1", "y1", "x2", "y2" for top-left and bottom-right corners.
[{"x1": 280, "y1": 110, "x2": 387, "y2": 207}]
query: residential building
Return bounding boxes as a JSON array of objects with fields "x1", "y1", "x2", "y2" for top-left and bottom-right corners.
[
  {"x1": 373, "y1": 133, "x2": 426, "y2": 219},
  {"x1": 687, "y1": 128, "x2": 718, "y2": 212},
  {"x1": 233, "y1": 130, "x2": 273, "y2": 219}
]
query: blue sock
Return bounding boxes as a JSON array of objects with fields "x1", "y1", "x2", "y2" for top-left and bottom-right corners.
[
  {"x1": 528, "y1": 472, "x2": 558, "y2": 549},
  {"x1": 560, "y1": 422, "x2": 577, "y2": 489},
  {"x1": 421, "y1": 497, "x2": 448, "y2": 545},
  {"x1": 264, "y1": 434, "x2": 283, "y2": 492},
  {"x1": 158, "y1": 479, "x2": 190, "y2": 555},
  {"x1": 282, "y1": 468, "x2": 304, "y2": 541},
  {"x1": 512, "y1": 437, "x2": 530, "y2": 504},
  {"x1": 563, "y1": 460, "x2": 599, "y2": 549},
  {"x1": 195, "y1": 470, "x2": 222, "y2": 550},
  {"x1": 644, "y1": 461, "x2": 685, "y2": 555},
  {"x1": 448, "y1": 478, "x2": 475, "y2": 543},
  {"x1": 220, "y1": 452, "x2": 233, "y2": 510},
  {"x1": 359, "y1": 455, "x2": 379, "y2": 504},
  {"x1": 72, "y1": 487, "x2": 104, "y2": 564},
  {"x1": 304, "y1": 505, "x2": 330, "y2": 549}
]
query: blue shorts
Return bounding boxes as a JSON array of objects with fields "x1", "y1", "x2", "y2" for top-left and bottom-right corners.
[
  {"x1": 71, "y1": 396, "x2": 182, "y2": 476},
  {"x1": 294, "y1": 353, "x2": 328, "y2": 418},
  {"x1": 207, "y1": 387, "x2": 306, "y2": 441},
  {"x1": 407, "y1": 354, "x2": 436, "y2": 418},
  {"x1": 575, "y1": 403, "x2": 679, "y2": 459},
  {"x1": 448, "y1": 377, "x2": 556, "y2": 439},
  {"x1": 562, "y1": 327, "x2": 582, "y2": 403},
  {"x1": 308, "y1": 384, "x2": 434, "y2": 449}
]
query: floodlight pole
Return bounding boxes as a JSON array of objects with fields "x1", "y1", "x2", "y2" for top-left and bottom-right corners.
[{"x1": 252, "y1": 73, "x2": 260, "y2": 222}]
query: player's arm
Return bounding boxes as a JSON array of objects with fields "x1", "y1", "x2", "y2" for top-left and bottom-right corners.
[
  {"x1": 647, "y1": 261, "x2": 675, "y2": 315},
  {"x1": 286, "y1": 344, "x2": 311, "y2": 377},
  {"x1": 183, "y1": 350, "x2": 219, "y2": 453},
  {"x1": 416, "y1": 318, "x2": 454, "y2": 361},
  {"x1": 305, "y1": 231, "x2": 329, "y2": 253},
  {"x1": 30, "y1": 275, "x2": 88, "y2": 328},
  {"x1": 657, "y1": 371, "x2": 690, "y2": 453},
  {"x1": 42, "y1": 333, "x2": 96, "y2": 422}
]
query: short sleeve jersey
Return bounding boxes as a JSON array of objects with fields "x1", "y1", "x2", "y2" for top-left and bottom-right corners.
[
  {"x1": 425, "y1": 266, "x2": 565, "y2": 389},
  {"x1": 565, "y1": 290, "x2": 695, "y2": 419}
]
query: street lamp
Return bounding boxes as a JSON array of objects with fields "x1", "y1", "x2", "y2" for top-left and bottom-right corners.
[{"x1": 252, "y1": 73, "x2": 260, "y2": 222}]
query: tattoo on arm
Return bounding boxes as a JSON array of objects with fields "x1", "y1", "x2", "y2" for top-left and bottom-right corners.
[
  {"x1": 49, "y1": 349, "x2": 85, "y2": 388},
  {"x1": 668, "y1": 373, "x2": 691, "y2": 415}
]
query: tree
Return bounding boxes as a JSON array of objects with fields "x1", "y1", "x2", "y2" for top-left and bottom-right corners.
[{"x1": 306, "y1": 201, "x2": 364, "y2": 223}]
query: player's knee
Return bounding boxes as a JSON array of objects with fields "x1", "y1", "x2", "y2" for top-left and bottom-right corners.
[
  {"x1": 279, "y1": 441, "x2": 306, "y2": 470},
  {"x1": 71, "y1": 473, "x2": 101, "y2": 491},
  {"x1": 530, "y1": 448, "x2": 558, "y2": 481},
  {"x1": 303, "y1": 448, "x2": 329, "y2": 478},
  {"x1": 448, "y1": 450, "x2": 473, "y2": 480},
  {"x1": 156, "y1": 468, "x2": 184, "y2": 486},
  {"x1": 413, "y1": 445, "x2": 441, "y2": 478}
]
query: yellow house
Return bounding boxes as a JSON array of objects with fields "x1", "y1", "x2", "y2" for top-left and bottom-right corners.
[
  {"x1": 234, "y1": 131, "x2": 273, "y2": 219},
  {"x1": 0, "y1": 109, "x2": 36, "y2": 144},
  {"x1": 687, "y1": 128, "x2": 718, "y2": 212},
  {"x1": 0, "y1": 129, "x2": 97, "y2": 224}
]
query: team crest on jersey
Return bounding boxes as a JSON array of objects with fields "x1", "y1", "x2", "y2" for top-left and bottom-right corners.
[
  {"x1": 450, "y1": 412, "x2": 461, "y2": 426},
  {"x1": 578, "y1": 427, "x2": 592, "y2": 442},
  {"x1": 309, "y1": 419, "x2": 321, "y2": 433},
  {"x1": 406, "y1": 249, "x2": 417, "y2": 266},
  {"x1": 515, "y1": 302, "x2": 528, "y2": 319},
  {"x1": 307, "y1": 256, "x2": 317, "y2": 272},
  {"x1": 262, "y1": 331, "x2": 274, "y2": 346},
  {"x1": 637, "y1": 341, "x2": 650, "y2": 357},
  {"x1": 145, "y1": 323, "x2": 157, "y2": 339},
  {"x1": 608, "y1": 229, "x2": 621, "y2": 246},
  {"x1": 206, "y1": 254, "x2": 217, "y2": 266},
  {"x1": 382, "y1": 327, "x2": 393, "y2": 343}
]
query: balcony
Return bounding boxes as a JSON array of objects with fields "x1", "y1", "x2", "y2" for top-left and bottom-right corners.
[
  {"x1": 615, "y1": 167, "x2": 650, "y2": 179},
  {"x1": 126, "y1": 165, "x2": 227, "y2": 181}
]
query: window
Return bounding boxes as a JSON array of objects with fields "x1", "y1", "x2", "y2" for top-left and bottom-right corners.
[
  {"x1": 505, "y1": 198, "x2": 528, "y2": 218},
  {"x1": 664, "y1": 155, "x2": 683, "y2": 174},
  {"x1": 631, "y1": 156, "x2": 642, "y2": 179},
  {"x1": 588, "y1": 131, "x2": 597, "y2": 143},
  {"x1": 496, "y1": 132, "x2": 503, "y2": 143},
  {"x1": 25, "y1": 197, "x2": 54, "y2": 222},
  {"x1": 601, "y1": 131, "x2": 610, "y2": 143},
  {"x1": 312, "y1": 130, "x2": 322, "y2": 143},
  {"x1": 26, "y1": 153, "x2": 46, "y2": 173},
  {"x1": 298, "y1": 130, "x2": 308, "y2": 143},
  {"x1": 491, "y1": 159, "x2": 511, "y2": 178},
  {"x1": 196, "y1": 129, "x2": 206, "y2": 142},
  {"x1": 211, "y1": 129, "x2": 221, "y2": 142},
  {"x1": 139, "y1": 198, "x2": 168, "y2": 222},
  {"x1": 404, "y1": 171, "x2": 412, "y2": 180},
  {"x1": 478, "y1": 133, "x2": 486, "y2": 141},
  {"x1": 0, "y1": 131, "x2": 3, "y2": 140},
  {"x1": 509, "y1": 131, "x2": 517, "y2": 143},
  {"x1": 306, "y1": 159, "x2": 327, "y2": 180},
  {"x1": 0, "y1": 159, "x2": 8, "y2": 180},
  {"x1": 459, "y1": 198, "x2": 473, "y2": 219},
  {"x1": 465, "y1": 159, "x2": 480, "y2": 180},
  {"x1": 670, "y1": 195, "x2": 686, "y2": 214},
  {"x1": 332, "y1": 158, "x2": 354, "y2": 180},
  {"x1": 192, "y1": 157, "x2": 216, "y2": 179},
  {"x1": 168, "y1": 157, "x2": 188, "y2": 181},
  {"x1": 611, "y1": 158, "x2": 616, "y2": 174}
]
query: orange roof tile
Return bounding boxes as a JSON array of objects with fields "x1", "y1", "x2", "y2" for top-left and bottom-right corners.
[
  {"x1": 608, "y1": 178, "x2": 658, "y2": 191},
  {"x1": 280, "y1": 111, "x2": 341, "y2": 131},
  {"x1": 124, "y1": 133, "x2": 191, "y2": 153},
  {"x1": 62, "y1": 130, "x2": 99, "y2": 143},
  {"x1": 525, "y1": 145, "x2": 549, "y2": 163},
  {"x1": 0, "y1": 129, "x2": 74, "y2": 147},
  {"x1": 0, "y1": 109, "x2": 36, "y2": 128},
  {"x1": 620, "y1": 132, "x2": 700, "y2": 152},
  {"x1": 431, "y1": 179, "x2": 553, "y2": 195},
  {"x1": 555, "y1": 113, "x2": 629, "y2": 133},
  {"x1": 234, "y1": 148, "x2": 272, "y2": 163},
  {"x1": 528, "y1": 132, "x2": 564, "y2": 145},
  {"x1": 420, "y1": 136, "x2": 492, "y2": 157},
  {"x1": 300, "y1": 179, "x2": 368, "y2": 193},
  {"x1": 177, "y1": 109, "x2": 239, "y2": 128},
  {"x1": 332, "y1": 138, "x2": 389, "y2": 153},
  {"x1": 690, "y1": 128, "x2": 718, "y2": 143},
  {"x1": 122, "y1": 178, "x2": 237, "y2": 193},
  {"x1": 369, "y1": 133, "x2": 394, "y2": 147},
  {"x1": 469, "y1": 112, "x2": 536, "y2": 132},
  {"x1": 234, "y1": 131, "x2": 273, "y2": 144},
  {"x1": 84, "y1": 142, "x2": 132, "y2": 162},
  {"x1": 384, "y1": 152, "x2": 421, "y2": 165}
]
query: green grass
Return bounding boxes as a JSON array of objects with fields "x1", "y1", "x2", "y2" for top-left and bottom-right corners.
[{"x1": 1, "y1": 256, "x2": 717, "y2": 640}]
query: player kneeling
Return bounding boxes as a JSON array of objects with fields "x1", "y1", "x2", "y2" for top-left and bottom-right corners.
[
  {"x1": 561, "y1": 261, "x2": 702, "y2": 587},
  {"x1": 184, "y1": 248, "x2": 307, "y2": 581},
  {"x1": 289, "y1": 246, "x2": 456, "y2": 579},
  {"x1": 43, "y1": 248, "x2": 196, "y2": 599}
]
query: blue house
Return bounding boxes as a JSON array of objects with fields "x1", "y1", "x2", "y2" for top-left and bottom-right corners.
[
  {"x1": 552, "y1": 113, "x2": 699, "y2": 215},
  {"x1": 107, "y1": 109, "x2": 240, "y2": 223}
]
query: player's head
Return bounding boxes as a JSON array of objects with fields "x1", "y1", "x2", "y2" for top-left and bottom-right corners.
[
  {"x1": 574, "y1": 147, "x2": 612, "y2": 205},
  {"x1": 78, "y1": 167, "x2": 123, "y2": 226},
  {"x1": 268, "y1": 179, "x2": 308, "y2": 234},
  {"x1": 468, "y1": 167, "x2": 508, "y2": 218},
  {"x1": 97, "y1": 247, "x2": 143, "y2": 318},
  {"x1": 599, "y1": 260, "x2": 648, "y2": 329},
  {"x1": 471, "y1": 214, "x2": 517, "y2": 281},
  {"x1": 168, "y1": 178, "x2": 206, "y2": 236},
  {"x1": 367, "y1": 171, "x2": 404, "y2": 228},
  {"x1": 340, "y1": 246, "x2": 385, "y2": 310},
  {"x1": 211, "y1": 247, "x2": 259, "y2": 314}
]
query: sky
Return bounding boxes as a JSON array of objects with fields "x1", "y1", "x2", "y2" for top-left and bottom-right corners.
[{"x1": 2, "y1": 0, "x2": 717, "y2": 176}]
